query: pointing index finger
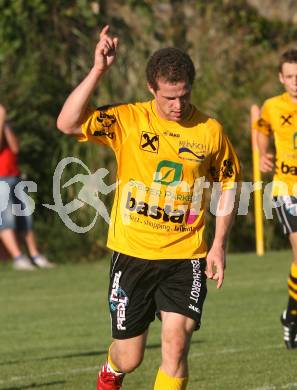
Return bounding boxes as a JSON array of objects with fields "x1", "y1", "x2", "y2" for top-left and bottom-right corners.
[{"x1": 100, "y1": 25, "x2": 109, "y2": 38}]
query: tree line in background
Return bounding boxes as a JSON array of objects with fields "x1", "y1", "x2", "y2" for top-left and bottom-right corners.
[{"x1": 1, "y1": 0, "x2": 296, "y2": 261}]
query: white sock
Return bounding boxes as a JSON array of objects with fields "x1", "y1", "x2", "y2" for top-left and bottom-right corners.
[{"x1": 105, "y1": 361, "x2": 124, "y2": 376}]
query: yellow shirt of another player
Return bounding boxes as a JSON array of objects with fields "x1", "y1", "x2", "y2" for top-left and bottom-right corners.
[
  {"x1": 80, "y1": 100, "x2": 240, "y2": 260},
  {"x1": 256, "y1": 92, "x2": 297, "y2": 196}
]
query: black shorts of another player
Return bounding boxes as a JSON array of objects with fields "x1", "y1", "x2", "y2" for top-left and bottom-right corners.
[
  {"x1": 108, "y1": 251, "x2": 207, "y2": 340},
  {"x1": 273, "y1": 196, "x2": 297, "y2": 235}
]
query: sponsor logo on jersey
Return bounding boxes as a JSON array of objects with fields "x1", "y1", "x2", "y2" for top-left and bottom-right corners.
[
  {"x1": 153, "y1": 160, "x2": 183, "y2": 186},
  {"x1": 281, "y1": 161, "x2": 297, "y2": 175},
  {"x1": 178, "y1": 147, "x2": 206, "y2": 162},
  {"x1": 210, "y1": 159, "x2": 234, "y2": 180},
  {"x1": 163, "y1": 130, "x2": 180, "y2": 138},
  {"x1": 221, "y1": 159, "x2": 234, "y2": 178},
  {"x1": 140, "y1": 132, "x2": 159, "y2": 153},
  {"x1": 179, "y1": 140, "x2": 207, "y2": 151},
  {"x1": 257, "y1": 118, "x2": 270, "y2": 131},
  {"x1": 93, "y1": 130, "x2": 114, "y2": 139},
  {"x1": 125, "y1": 191, "x2": 185, "y2": 224},
  {"x1": 96, "y1": 111, "x2": 116, "y2": 128},
  {"x1": 281, "y1": 114, "x2": 292, "y2": 126}
]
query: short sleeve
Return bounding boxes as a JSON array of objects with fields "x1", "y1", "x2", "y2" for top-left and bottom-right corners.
[
  {"x1": 78, "y1": 105, "x2": 126, "y2": 151},
  {"x1": 254, "y1": 101, "x2": 272, "y2": 136},
  {"x1": 208, "y1": 126, "x2": 241, "y2": 190}
]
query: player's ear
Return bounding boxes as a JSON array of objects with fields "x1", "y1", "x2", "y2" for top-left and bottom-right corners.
[
  {"x1": 147, "y1": 82, "x2": 156, "y2": 97},
  {"x1": 279, "y1": 72, "x2": 284, "y2": 85}
]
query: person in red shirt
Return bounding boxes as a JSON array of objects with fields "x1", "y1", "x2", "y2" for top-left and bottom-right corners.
[{"x1": 0, "y1": 104, "x2": 54, "y2": 270}]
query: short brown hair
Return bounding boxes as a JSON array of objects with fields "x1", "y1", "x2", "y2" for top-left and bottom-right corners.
[
  {"x1": 279, "y1": 49, "x2": 297, "y2": 72},
  {"x1": 146, "y1": 47, "x2": 195, "y2": 91}
]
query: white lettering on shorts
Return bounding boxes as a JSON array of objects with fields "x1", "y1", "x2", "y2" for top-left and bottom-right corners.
[
  {"x1": 109, "y1": 271, "x2": 129, "y2": 330},
  {"x1": 189, "y1": 260, "x2": 202, "y2": 312}
]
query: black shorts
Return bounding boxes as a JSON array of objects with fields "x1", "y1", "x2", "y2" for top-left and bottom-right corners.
[
  {"x1": 108, "y1": 252, "x2": 207, "y2": 339},
  {"x1": 273, "y1": 196, "x2": 297, "y2": 235}
]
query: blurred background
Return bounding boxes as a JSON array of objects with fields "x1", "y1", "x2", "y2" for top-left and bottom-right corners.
[{"x1": 1, "y1": 0, "x2": 297, "y2": 262}]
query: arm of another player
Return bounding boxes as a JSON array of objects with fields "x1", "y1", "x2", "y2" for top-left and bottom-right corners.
[
  {"x1": 257, "y1": 131, "x2": 274, "y2": 172},
  {"x1": 206, "y1": 189, "x2": 235, "y2": 289},
  {"x1": 57, "y1": 25, "x2": 119, "y2": 135},
  {"x1": 0, "y1": 104, "x2": 7, "y2": 148}
]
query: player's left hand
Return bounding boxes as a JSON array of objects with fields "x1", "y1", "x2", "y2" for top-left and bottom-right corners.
[{"x1": 205, "y1": 244, "x2": 226, "y2": 289}]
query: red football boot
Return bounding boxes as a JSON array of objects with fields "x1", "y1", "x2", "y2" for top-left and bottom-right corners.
[{"x1": 97, "y1": 362, "x2": 125, "y2": 390}]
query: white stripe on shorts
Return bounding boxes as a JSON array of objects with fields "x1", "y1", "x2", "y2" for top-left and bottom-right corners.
[
  {"x1": 277, "y1": 203, "x2": 293, "y2": 234},
  {"x1": 111, "y1": 251, "x2": 120, "y2": 277}
]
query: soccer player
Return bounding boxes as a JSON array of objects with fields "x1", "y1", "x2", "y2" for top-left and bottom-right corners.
[
  {"x1": 255, "y1": 49, "x2": 297, "y2": 349},
  {"x1": 57, "y1": 26, "x2": 240, "y2": 389}
]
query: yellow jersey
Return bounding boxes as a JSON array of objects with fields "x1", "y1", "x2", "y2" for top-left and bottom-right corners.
[
  {"x1": 255, "y1": 92, "x2": 297, "y2": 196},
  {"x1": 80, "y1": 100, "x2": 240, "y2": 260}
]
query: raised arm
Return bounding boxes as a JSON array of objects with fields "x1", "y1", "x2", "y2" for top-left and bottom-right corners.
[
  {"x1": 57, "y1": 25, "x2": 119, "y2": 135},
  {"x1": 257, "y1": 131, "x2": 274, "y2": 172},
  {"x1": 0, "y1": 104, "x2": 7, "y2": 148}
]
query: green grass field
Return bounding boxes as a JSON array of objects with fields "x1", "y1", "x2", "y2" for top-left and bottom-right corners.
[{"x1": 0, "y1": 250, "x2": 296, "y2": 390}]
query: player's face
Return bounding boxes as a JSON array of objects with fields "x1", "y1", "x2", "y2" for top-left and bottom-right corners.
[
  {"x1": 148, "y1": 79, "x2": 192, "y2": 122},
  {"x1": 279, "y1": 62, "x2": 297, "y2": 101}
]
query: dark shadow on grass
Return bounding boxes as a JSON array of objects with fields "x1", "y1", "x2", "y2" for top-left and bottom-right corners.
[
  {"x1": 0, "y1": 350, "x2": 106, "y2": 366},
  {"x1": 146, "y1": 343, "x2": 160, "y2": 349},
  {"x1": 39, "y1": 350, "x2": 104, "y2": 361},
  {"x1": 0, "y1": 340, "x2": 203, "y2": 367},
  {"x1": 0, "y1": 380, "x2": 65, "y2": 390}
]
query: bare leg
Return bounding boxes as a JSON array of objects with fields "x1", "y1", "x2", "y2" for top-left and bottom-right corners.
[
  {"x1": 97, "y1": 331, "x2": 148, "y2": 389},
  {"x1": 109, "y1": 331, "x2": 148, "y2": 373},
  {"x1": 23, "y1": 230, "x2": 39, "y2": 257},
  {"x1": 153, "y1": 312, "x2": 194, "y2": 389},
  {"x1": 0, "y1": 229, "x2": 22, "y2": 258},
  {"x1": 0, "y1": 228, "x2": 35, "y2": 270},
  {"x1": 159, "y1": 312, "x2": 195, "y2": 377},
  {"x1": 23, "y1": 230, "x2": 54, "y2": 268}
]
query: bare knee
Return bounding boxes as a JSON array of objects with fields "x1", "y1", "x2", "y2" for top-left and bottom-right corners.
[
  {"x1": 115, "y1": 349, "x2": 144, "y2": 373},
  {"x1": 110, "y1": 338, "x2": 146, "y2": 373}
]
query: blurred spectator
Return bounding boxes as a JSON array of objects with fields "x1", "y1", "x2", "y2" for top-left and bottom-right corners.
[{"x1": 0, "y1": 103, "x2": 54, "y2": 270}]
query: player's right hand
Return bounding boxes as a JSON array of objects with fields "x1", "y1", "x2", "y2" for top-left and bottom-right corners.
[
  {"x1": 259, "y1": 153, "x2": 274, "y2": 172},
  {"x1": 94, "y1": 25, "x2": 119, "y2": 73}
]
